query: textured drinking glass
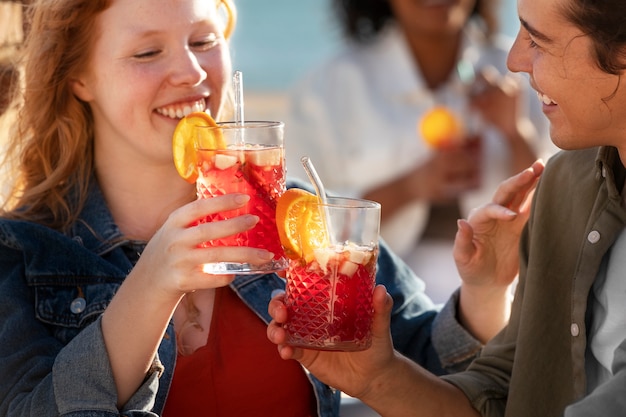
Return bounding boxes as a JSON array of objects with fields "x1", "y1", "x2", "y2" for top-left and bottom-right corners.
[
  {"x1": 194, "y1": 121, "x2": 287, "y2": 274},
  {"x1": 284, "y1": 197, "x2": 381, "y2": 351}
]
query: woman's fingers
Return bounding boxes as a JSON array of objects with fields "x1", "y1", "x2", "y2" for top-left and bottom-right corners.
[
  {"x1": 167, "y1": 194, "x2": 275, "y2": 262},
  {"x1": 140, "y1": 193, "x2": 275, "y2": 295},
  {"x1": 170, "y1": 193, "x2": 251, "y2": 228}
]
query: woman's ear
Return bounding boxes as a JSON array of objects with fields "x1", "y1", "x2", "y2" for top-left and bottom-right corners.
[{"x1": 69, "y1": 76, "x2": 93, "y2": 102}]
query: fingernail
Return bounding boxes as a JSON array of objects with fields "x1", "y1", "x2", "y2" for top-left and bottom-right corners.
[
  {"x1": 234, "y1": 194, "x2": 250, "y2": 205},
  {"x1": 258, "y1": 250, "x2": 274, "y2": 260},
  {"x1": 271, "y1": 289, "x2": 285, "y2": 298}
]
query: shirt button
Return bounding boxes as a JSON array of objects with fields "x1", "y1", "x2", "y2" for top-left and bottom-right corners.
[
  {"x1": 70, "y1": 297, "x2": 86, "y2": 314},
  {"x1": 587, "y1": 230, "x2": 600, "y2": 244},
  {"x1": 571, "y1": 323, "x2": 580, "y2": 337}
]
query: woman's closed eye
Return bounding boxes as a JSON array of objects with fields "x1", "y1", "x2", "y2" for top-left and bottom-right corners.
[
  {"x1": 190, "y1": 33, "x2": 222, "y2": 51},
  {"x1": 134, "y1": 49, "x2": 162, "y2": 60}
]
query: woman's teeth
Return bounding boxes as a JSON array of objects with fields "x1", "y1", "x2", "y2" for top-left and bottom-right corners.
[
  {"x1": 156, "y1": 99, "x2": 206, "y2": 119},
  {"x1": 537, "y1": 92, "x2": 557, "y2": 105}
]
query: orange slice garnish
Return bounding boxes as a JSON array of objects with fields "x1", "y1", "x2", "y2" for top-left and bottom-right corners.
[
  {"x1": 172, "y1": 112, "x2": 225, "y2": 183},
  {"x1": 419, "y1": 106, "x2": 464, "y2": 149},
  {"x1": 276, "y1": 188, "x2": 329, "y2": 261}
]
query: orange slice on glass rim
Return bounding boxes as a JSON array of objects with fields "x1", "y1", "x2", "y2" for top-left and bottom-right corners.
[
  {"x1": 172, "y1": 111, "x2": 225, "y2": 183},
  {"x1": 419, "y1": 106, "x2": 464, "y2": 149},
  {"x1": 276, "y1": 188, "x2": 329, "y2": 261}
]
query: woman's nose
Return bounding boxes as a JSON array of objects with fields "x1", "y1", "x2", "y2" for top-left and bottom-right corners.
[{"x1": 169, "y1": 49, "x2": 207, "y2": 87}]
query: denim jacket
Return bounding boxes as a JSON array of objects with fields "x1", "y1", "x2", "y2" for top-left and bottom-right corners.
[{"x1": 0, "y1": 178, "x2": 481, "y2": 417}]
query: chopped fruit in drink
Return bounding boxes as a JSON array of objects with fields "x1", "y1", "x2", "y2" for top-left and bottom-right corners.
[
  {"x1": 348, "y1": 249, "x2": 372, "y2": 265},
  {"x1": 419, "y1": 106, "x2": 464, "y2": 149},
  {"x1": 172, "y1": 111, "x2": 225, "y2": 183},
  {"x1": 313, "y1": 245, "x2": 373, "y2": 275},
  {"x1": 214, "y1": 153, "x2": 239, "y2": 170},
  {"x1": 339, "y1": 260, "x2": 358, "y2": 278},
  {"x1": 276, "y1": 188, "x2": 329, "y2": 261},
  {"x1": 247, "y1": 147, "x2": 283, "y2": 167},
  {"x1": 313, "y1": 248, "x2": 332, "y2": 272}
]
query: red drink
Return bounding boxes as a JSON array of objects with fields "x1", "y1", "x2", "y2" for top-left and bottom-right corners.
[
  {"x1": 284, "y1": 244, "x2": 378, "y2": 351},
  {"x1": 195, "y1": 145, "x2": 287, "y2": 271}
]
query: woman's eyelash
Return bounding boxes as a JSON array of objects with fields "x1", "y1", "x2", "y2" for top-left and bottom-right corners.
[
  {"x1": 132, "y1": 34, "x2": 222, "y2": 59},
  {"x1": 191, "y1": 34, "x2": 221, "y2": 49},
  {"x1": 134, "y1": 50, "x2": 161, "y2": 59}
]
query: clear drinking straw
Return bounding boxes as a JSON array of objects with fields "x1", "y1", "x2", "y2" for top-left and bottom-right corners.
[
  {"x1": 301, "y1": 156, "x2": 333, "y2": 242},
  {"x1": 301, "y1": 156, "x2": 328, "y2": 204},
  {"x1": 233, "y1": 70, "x2": 245, "y2": 145}
]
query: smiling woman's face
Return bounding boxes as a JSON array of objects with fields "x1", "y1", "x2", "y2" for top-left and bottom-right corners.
[
  {"x1": 507, "y1": 0, "x2": 626, "y2": 152},
  {"x1": 71, "y1": 0, "x2": 232, "y2": 170}
]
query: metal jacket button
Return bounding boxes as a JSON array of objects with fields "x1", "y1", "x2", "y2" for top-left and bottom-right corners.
[{"x1": 70, "y1": 297, "x2": 86, "y2": 314}]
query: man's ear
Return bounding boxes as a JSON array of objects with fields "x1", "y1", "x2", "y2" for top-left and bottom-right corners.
[{"x1": 70, "y1": 76, "x2": 93, "y2": 102}]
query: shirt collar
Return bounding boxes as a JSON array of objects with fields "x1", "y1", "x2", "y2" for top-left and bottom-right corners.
[
  {"x1": 374, "y1": 19, "x2": 490, "y2": 102},
  {"x1": 596, "y1": 146, "x2": 626, "y2": 203}
]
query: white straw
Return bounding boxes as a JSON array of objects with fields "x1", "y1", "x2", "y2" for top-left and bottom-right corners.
[
  {"x1": 233, "y1": 70, "x2": 244, "y2": 124},
  {"x1": 233, "y1": 71, "x2": 245, "y2": 145}
]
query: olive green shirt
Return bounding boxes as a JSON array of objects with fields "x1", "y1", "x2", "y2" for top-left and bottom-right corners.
[{"x1": 443, "y1": 147, "x2": 626, "y2": 416}]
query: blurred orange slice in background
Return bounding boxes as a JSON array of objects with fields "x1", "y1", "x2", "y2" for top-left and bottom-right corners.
[
  {"x1": 419, "y1": 106, "x2": 464, "y2": 149},
  {"x1": 276, "y1": 188, "x2": 329, "y2": 261},
  {"x1": 172, "y1": 112, "x2": 225, "y2": 183}
]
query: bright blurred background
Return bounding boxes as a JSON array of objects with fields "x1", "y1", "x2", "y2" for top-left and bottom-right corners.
[{"x1": 230, "y1": 0, "x2": 519, "y2": 120}]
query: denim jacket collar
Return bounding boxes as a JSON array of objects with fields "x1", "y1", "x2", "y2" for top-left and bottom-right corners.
[{"x1": 70, "y1": 181, "x2": 139, "y2": 257}]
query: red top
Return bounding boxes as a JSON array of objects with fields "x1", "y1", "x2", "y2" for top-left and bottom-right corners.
[{"x1": 162, "y1": 287, "x2": 317, "y2": 416}]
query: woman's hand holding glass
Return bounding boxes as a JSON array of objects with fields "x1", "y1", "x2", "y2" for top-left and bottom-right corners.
[{"x1": 135, "y1": 193, "x2": 274, "y2": 299}]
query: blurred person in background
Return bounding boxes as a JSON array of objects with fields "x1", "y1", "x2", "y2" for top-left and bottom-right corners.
[{"x1": 286, "y1": 0, "x2": 555, "y2": 302}]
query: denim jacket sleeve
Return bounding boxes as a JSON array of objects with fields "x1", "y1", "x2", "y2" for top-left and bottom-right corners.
[
  {"x1": 376, "y1": 239, "x2": 482, "y2": 376},
  {"x1": 0, "y1": 226, "x2": 162, "y2": 416}
]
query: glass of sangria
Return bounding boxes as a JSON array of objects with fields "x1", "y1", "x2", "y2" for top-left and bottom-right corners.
[
  {"x1": 278, "y1": 190, "x2": 381, "y2": 351},
  {"x1": 193, "y1": 120, "x2": 287, "y2": 274}
]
